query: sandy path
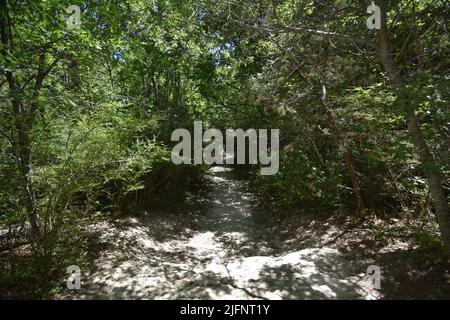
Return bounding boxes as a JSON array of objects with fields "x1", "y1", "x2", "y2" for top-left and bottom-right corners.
[{"x1": 72, "y1": 166, "x2": 380, "y2": 299}]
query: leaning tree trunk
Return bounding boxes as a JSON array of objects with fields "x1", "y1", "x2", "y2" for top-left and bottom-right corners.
[
  {"x1": 297, "y1": 69, "x2": 367, "y2": 215},
  {"x1": 377, "y1": 0, "x2": 450, "y2": 255},
  {"x1": 319, "y1": 85, "x2": 366, "y2": 216}
]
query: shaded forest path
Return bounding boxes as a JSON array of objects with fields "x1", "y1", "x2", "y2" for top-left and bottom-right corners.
[{"x1": 72, "y1": 166, "x2": 380, "y2": 299}]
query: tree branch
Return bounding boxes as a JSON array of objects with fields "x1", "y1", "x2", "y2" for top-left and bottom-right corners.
[{"x1": 231, "y1": 17, "x2": 374, "y2": 46}]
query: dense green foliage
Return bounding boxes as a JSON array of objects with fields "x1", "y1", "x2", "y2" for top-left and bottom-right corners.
[{"x1": 0, "y1": 0, "x2": 448, "y2": 298}]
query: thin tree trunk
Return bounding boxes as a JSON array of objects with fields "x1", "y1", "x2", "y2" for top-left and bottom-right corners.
[
  {"x1": 296, "y1": 69, "x2": 366, "y2": 215},
  {"x1": 1, "y1": 0, "x2": 41, "y2": 241},
  {"x1": 342, "y1": 152, "x2": 366, "y2": 215},
  {"x1": 18, "y1": 129, "x2": 41, "y2": 241},
  {"x1": 377, "y1": 0, "x2": 450, "y2": 255},
  {"x1": 319, "y1": 85, "x2": 366, "y2": 216}
]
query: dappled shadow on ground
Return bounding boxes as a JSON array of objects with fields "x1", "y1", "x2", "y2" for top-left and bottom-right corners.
[
  {"x1": 66, "y1": 166, "x2": 449, "y2": 300},
  {"x1": 336, "y1": 236, "x2": 450, "y2": 299}
]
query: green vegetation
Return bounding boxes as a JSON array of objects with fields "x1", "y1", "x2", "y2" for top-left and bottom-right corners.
[{"x1": 0, "y1": 0, "x2": 448, "y2": 298}]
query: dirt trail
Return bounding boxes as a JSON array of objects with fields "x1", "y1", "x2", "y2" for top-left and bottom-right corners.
[{"x1": 72, "y1": 166, "x2": 380, "y2": 299}]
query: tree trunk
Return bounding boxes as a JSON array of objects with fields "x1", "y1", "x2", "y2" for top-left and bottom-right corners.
[
  {"x1": 342, "y1": 151, "x2": 366, "y2": 215},
  {"x1": 377, "y1": 0, "x2": 450, "y2": 255},
  {"x1": 1, "y1": 0, "x2": 41, "y2": 241},
  {"x1": 320, "y1": 87, "x2": 366, "y2": 216},
  {"x1": 297, "y1": 69, "x2": 366, "y2": 215},
  {"x1": 18, "y1": 123, "x2": 41, "y2": 241}
]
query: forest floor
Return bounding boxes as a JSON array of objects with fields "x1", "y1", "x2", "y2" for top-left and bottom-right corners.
[{"x1": 65, "y1": 166, "x2": 450, "y2": 299}]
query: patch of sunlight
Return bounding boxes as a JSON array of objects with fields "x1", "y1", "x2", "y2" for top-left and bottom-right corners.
[
  {"x1": 310, "y1": 284, "x2": 337, "y2": 298},
  {"x1": 223, "y1": 246, "x2": 381, "y2": 299},
  {"x1": 186, "y1": 231, "x2": 217, "y2": 252},
  {"x1": 195, "y1": 260, "x2": 228, "y2": 275},
  {"x1": 209, "y1": 166, "x2": 233, "y2": 173}
]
